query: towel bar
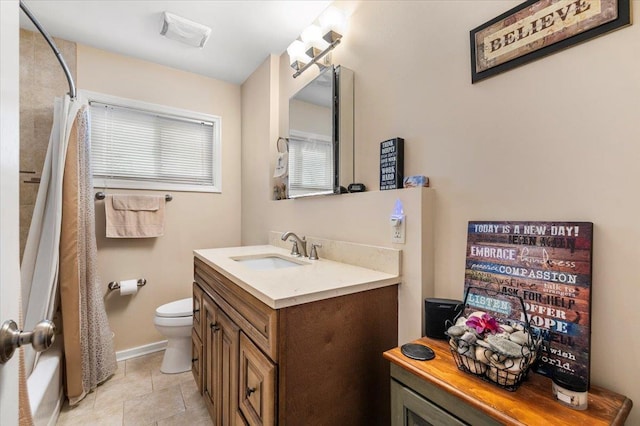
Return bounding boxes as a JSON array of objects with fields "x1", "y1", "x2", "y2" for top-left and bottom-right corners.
[
  {"x1": 108, "y1": 279, "x2": 147, "y2": 292},
  {"x1": 95, "y1": 192, "x2": 173, "y2": 202}
]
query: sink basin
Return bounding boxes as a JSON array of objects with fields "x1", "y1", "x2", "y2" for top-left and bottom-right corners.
[{"x1": 232, "y1": 254, "x2": 306, "y2": 271}]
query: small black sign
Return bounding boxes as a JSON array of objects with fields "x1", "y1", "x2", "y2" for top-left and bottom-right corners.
[{"x1": 380, "y1": 137, "x2": 404, "y2": 190}]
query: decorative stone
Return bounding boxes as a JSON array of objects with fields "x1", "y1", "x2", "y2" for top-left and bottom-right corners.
[
  {"x1": 447, "y1": 325, "x2": 465, "y2": 337},
  {"x1": 457, "y1": 341, "x2": 476, "y2": 359},
  {"x1": 475, "y1": 339, "x2": 491, "y2": 349},
  {"x1": 500, "y1": 324, "x2": 514, "y2": 333},
  {"x1": 460, "y1": 331, "x2": 477, "y2": 345},
  {"x1": 505, "y1": 357, "x2": 525, "y2": 374},
  {"x1": 464, "y1": 359, "x2": 487, "y2": 375},
  {"x1": 475, "y1": 346, "x2": 492, "y2": 365},
  {"x1": 449, "y1": 338, "x2": 458, "y2": 351},
  {"x1": 487, "y1": 335, "x2": 524, "y2": 358},
  {"x1": 455, "y1": 316, "x2": 467, "y2": 326},
  {"x1": 509, "y1": 330, "x2": 530, "y2": 346},
  {"x1": 468, "y1": 311, "x2": 485, "y2": 319}
]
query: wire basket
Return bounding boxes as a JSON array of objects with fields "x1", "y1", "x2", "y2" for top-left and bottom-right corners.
[{"x1": 445, "y1": 287, "x2": 541, "y2": 391}]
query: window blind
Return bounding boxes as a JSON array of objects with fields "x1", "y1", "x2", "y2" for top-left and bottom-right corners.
[
  {"x1": 90, "y1": 101, "x2": 217, "y2": 190},
  {"x1": 288, "y1": 135, "x2": 334, "y2": 197}
]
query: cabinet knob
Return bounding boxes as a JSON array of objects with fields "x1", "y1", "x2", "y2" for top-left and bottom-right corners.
[
  {"x1": 210, "y1": 322, "x2": 220, "y2": 332},
  {"x1": 246, "y1": 387, "x2": 256, "y2": 397}
]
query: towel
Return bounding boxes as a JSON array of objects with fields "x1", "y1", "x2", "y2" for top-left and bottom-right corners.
[{"x1": 105, "y1": 194, "x2": 166, "y2": 238}]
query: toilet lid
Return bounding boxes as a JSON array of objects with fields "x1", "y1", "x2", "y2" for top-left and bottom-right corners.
[{"x1": 156, "y1": 297, "x2": 192, "y2": 317}]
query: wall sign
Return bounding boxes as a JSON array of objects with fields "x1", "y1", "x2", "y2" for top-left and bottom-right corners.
[
  {"x1": 471, "y1": 0, "x2": 631, "y2": 83},
  {"x1": 379, "y1": 137, "x2": 404, "y2": 190},
  {"x1": 464, "y1": 221, "x2": 593, "y2": 384}
]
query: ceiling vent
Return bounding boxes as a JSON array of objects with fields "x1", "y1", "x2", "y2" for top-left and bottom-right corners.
[{"x1": 160, "y1": 11, "x2": 211, "y2": 48}]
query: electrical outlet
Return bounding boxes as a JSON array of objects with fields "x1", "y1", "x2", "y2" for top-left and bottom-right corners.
[{"x1": 391, "y1": 216, "x2": 406, "y2": 244}]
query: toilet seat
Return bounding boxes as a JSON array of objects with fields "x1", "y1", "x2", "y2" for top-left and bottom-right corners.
[
  {"x1": 154, "y1": 315, "x2": 192, "y2": 328},
  {"x1": 155, "y1": 297, "x2": 192, "y2": 318}
]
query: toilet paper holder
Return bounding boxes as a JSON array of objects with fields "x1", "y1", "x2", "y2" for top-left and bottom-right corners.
[{"x1": 108, "y1": 279, "x2": 147, "y2": 292}]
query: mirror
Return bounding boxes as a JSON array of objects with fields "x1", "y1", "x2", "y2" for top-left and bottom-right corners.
[{"x1": 288, "y1": 65, "x2": 353, "y2": 198}]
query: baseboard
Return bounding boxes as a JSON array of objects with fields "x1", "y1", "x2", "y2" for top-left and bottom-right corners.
[{"x1": 115, "y1": 340, "x2": 167, "y2": 362}]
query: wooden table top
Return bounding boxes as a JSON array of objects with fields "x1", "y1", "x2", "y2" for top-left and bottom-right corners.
[{"x1": 384, "y1": 337, "x2": 632, "y2": 426}]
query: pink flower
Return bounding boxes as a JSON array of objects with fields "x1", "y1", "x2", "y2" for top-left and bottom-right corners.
[{"x1": 466, "y1": 314, "x2": 502, "y2": 335}]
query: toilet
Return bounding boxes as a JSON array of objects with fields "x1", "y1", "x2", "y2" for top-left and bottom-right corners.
[{"x1": 153, "y1": 297, "x2": 193, "y2": 374}]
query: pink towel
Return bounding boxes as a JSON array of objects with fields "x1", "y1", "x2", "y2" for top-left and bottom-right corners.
[{"x1": 105, "y1": 195, "x2": 165, "y2": 238}]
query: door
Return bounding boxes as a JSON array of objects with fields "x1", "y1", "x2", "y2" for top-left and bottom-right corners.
[{"x1": 0, "y1": 1, "x2": 21, "y2": 424}]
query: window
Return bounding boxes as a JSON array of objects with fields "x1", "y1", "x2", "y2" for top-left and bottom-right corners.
[
  {"x1": 86, "y1": 91, "x2": 221, "y2": 193},
  {"x1": 288, "y1": 130, "x2": 334, "y2": 198}
]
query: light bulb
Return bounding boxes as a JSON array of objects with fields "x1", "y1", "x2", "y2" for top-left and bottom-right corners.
[
  {"x1": 319, "y1": 6, "x2": 347, "y2": 40},
  {"x1": 286, "y1": 40, "x2": 309, "y2": 70},
  {"x1": 300, "y1": 25, "x2": 329, "y2": 58}
]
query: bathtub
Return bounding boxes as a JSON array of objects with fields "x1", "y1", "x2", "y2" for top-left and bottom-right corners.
[{"x1": 27, "y1": 338, "x2": 63, "y2": 426}]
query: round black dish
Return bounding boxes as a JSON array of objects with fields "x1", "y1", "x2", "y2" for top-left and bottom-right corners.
[{"x1": 400, "y1": 343, "x2": 435, "y2": 361}]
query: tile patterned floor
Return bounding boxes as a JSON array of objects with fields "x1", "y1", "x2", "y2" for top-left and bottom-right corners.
[{"x1": 56, "y1": 351, "x2": 212, "y2": 426}]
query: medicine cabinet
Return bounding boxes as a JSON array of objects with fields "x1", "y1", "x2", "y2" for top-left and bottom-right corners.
[{"x1": 287, "y1": 65, "x2": 354, "y2": 198}]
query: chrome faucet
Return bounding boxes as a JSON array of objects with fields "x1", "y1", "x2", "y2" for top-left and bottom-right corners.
[{"x1": 281, "y1": 231, "x2": 307, "y2": 257}]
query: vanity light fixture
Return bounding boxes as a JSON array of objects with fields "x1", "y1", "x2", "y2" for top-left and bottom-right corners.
[{"x1": 287, "y1": 6, "x2": 347, "y2": 78}]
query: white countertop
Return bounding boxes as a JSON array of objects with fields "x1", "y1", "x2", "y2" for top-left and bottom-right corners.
[{"x1": 194, "y1": 245, "x2": 401, "y2": 309}]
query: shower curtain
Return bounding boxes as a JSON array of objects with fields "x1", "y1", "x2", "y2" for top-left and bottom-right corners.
[{"x1": 21, "y1": 95, "x2": 116, "y2": 405}]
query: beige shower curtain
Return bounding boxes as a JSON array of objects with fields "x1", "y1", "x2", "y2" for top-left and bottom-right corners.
[{"x1": 59, "y1": 105, "x2": 116, "y2": 405}]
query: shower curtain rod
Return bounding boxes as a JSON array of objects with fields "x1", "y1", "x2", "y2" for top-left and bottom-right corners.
[{"x1": 19, "y1": 0, "x2": 76, "y2": 100}]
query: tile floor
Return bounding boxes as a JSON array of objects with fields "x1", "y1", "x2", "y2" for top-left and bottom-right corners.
[{"x1": 56, "y1": 351, "x2": 213, "y2": 426}]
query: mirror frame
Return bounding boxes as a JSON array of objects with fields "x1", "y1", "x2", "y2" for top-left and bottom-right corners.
[{"x1": 287, "y1": 65, "x2": 353, "y2": 198}]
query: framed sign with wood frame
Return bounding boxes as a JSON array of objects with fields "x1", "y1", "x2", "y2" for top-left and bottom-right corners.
[
  {"x1": 470, "y1": 0, "x2": 631, "y2": 83},
  {"x1": 464, "y1": 221, "x2": 593, "y2": 385}
]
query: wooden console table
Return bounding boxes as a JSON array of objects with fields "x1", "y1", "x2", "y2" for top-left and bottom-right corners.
[{"x1": 384, "y1": 337, "x2": 632, "y2": 425}]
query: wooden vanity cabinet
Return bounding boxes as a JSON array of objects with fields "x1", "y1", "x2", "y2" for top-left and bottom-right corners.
[{"x1": 193, "y1": 257, "x2": 398, "y2": 425}]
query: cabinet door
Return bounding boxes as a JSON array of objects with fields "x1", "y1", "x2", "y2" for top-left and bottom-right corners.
[
  {"x1": 203, "y1": 295, "x2": 220, "y2": 423},
  {"x1": 239, "y1": 332, "x2": 276, "y2": 426},
  {"x1": 217, "y1": 308, "x2": 240, "y2": 425},
  {"x1": 193, "y1": 282, "x2": 204, "y2": 339},
  {"x1": 192, "y1": 330, "x2": 203, "y2": 394},
  {"x1": 203, "y1": 293, "x2": 241, "y2": 426},
  {"x1": 391, "y1": 380, "x2": 466, "y2": 426}
]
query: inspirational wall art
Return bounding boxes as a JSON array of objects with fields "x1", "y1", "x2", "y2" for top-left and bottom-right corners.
[
  {"x1": 470, "y1": 0, "x2": 631, "y2": 83},
  {"x1": 464, "y1": 221, "x2": 593, "y2": 384}
]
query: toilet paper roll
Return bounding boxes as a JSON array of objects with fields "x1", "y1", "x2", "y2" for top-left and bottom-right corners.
[{"x1": 119, "y1": 279, "x2": 138, "y2": 296}]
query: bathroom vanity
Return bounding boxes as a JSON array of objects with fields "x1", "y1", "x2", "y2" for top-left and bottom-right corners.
[
  {"x1": 192, "y1": 245, "x2": 400, "y2": 425},
  {"x1": 384, "y1": 337, "x2": 633, "y2": 425}
]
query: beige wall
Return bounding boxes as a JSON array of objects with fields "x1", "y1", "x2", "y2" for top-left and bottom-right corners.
[
  {"x1": 240, "y1": 1, "x2": 640, "y2": 421},
  {"x1": 77, "y1": 45, "x2": 242, "y2": 352},
  {"x1": 19, "y1": 29, "x2": 76, "y2": 257}
]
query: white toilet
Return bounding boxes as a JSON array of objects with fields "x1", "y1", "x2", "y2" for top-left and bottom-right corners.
[{"x1": 154, "y1": 297, "x2": 193, "y2": 374}]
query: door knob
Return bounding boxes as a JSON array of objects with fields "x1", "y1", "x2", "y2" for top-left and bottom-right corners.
[{"x1": 0, "y1": 319, "x2": 55, "y2": 364}]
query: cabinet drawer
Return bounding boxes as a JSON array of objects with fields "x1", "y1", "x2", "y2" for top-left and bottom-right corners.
[
  {"x1": 193, "y1": 282, "x2": 204, "y2": 339},
  {"x1": 195, "y1": 258, "x2": 278, "y2": 361},
  {"x1": 239, "y1": 333, "x2": 276, "y2": 426},
  {"x1": 192, "y1": 330, "x2": 203, "y2": 395}
]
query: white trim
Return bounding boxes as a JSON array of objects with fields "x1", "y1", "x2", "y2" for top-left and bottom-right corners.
[
  {"x1": 92, "y1": 178, "x2": 221, "y2": 194},
  {"x1": 115, "y1": 340, "x2": 167, "y2": 362},
  {"x1": 0, "y1": 2, "x2": 21, "y2": 424}
]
